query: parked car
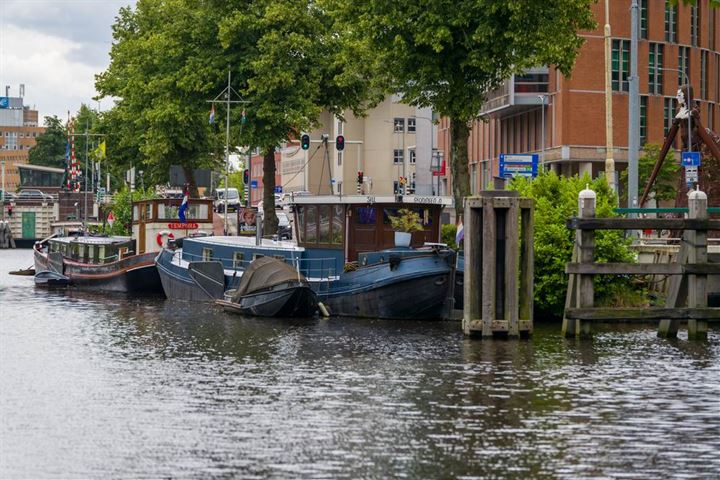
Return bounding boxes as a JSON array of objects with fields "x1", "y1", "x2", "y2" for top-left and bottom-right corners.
[
  {"x1": 277, "y1": 212, "x2": 292, "y2": 240},
  {"x1": 214, "y1": 188, "x2": 241, "y2": 212},
  {"x1": 1, "y1": 191, "x2": 16, "y2": 202},
  {"x1": 17, "y1": 189, "x2": 52, "y2": 201}
]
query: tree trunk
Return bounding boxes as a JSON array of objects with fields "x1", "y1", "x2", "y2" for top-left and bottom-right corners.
[
  {"x1": 182, "y1": 165, "x2": 199, "y2": 197},
  {"x1": 262, "y1": 147, "x2": 279, "y2": 236},
  {"x1": 449, "y1": 117, "x2": 471, "y2": 220}
]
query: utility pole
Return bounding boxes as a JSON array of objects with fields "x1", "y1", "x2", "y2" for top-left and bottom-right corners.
[
  {"x1": 628, "y1": 0, "x2": 640, "y2": 216},
  {"x1": 603, "y1": 0, "x2": 616, "y2": 193},
  {"x1": 208, "y1": 68, "x2": 249, "y2": 235},
  {"x1": 538, "y1": 95, "x2": 546, "y2": 169},
  {"x1": 1, "y1": 160, "x2": 5, "y2": 221}
]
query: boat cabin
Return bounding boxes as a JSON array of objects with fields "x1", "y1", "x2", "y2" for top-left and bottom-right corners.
[
  {"x1": 132, "y1": 198, "x2": 214, "y2": 253},
  {"x1": 291, "y1": 195, "x2": 453, "y2": 263},
  {"x1": 48, "y1": 236, "x2": 135, "y2": 264}
]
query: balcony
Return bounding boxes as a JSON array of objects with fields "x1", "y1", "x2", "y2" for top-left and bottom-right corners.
[{"x1": 478, "y1": 67, "x2": 549, "y2": 117}]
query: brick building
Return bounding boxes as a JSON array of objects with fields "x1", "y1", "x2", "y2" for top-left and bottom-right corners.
[
  {"x1": 0, "y1": 93, "x2": 44, "y2": 193},
  {"x1": 437, "y1": 0, "x2": 720, "y2": 196}
]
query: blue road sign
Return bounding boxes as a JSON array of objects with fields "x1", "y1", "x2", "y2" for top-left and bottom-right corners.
[
  {"x1": 499, "y1": 154, "x2": 539, "y2": 178},
  {"x1": 0, "y1": 97, "x2": 8, "y2": 109},
  {"x1": 250, "y1": 180, "x2": 258, "y2": 189},
  {"x1": 682, "y1": 151, "x2": 701, "y2": 167},
  {"x1": 274, "y1": 185, "x2": 283, "y2": 193}
]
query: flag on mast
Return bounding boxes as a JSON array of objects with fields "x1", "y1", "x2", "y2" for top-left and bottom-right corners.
[
  {"x1": 178, "y1": 185, "x2": 189, "y2": 223},
  {"x1": 209, "y1": 104, "x2": 216, "y2": 124},
  {"x1": 455, "y1": 220, "x2": 464, "y2": 245}
]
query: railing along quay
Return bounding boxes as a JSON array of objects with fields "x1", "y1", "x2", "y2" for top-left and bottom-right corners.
[{"x1": 563, "y1": 186, "x2": 720, "y2": 341}]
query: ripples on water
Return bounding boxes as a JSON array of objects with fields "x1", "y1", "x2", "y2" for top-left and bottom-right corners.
[{"x1": 1, "y1": 250, "x2": 719, "y2": 479}]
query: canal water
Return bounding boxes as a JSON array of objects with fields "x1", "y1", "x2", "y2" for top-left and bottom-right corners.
[{"x1": 1, "y1": 249, "x2": 719, "y2": 479}]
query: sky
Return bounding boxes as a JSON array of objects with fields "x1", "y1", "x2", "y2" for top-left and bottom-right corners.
[{"x1": 0, "y1": 0, "x2": 135, "y2": 122}]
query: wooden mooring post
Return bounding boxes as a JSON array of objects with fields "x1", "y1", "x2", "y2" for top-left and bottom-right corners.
[
  {"x1": 563, "y1": 186, "x2": 718, "y2": 340},
  {"x1": 463, "y1": 191, "x2": 534, "y2": 339}
]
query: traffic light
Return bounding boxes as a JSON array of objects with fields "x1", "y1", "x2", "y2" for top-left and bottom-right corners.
[
  {"x1": 357, "y1": 171, "x2": 363, "y2": 184},
  {"x1": 301, "y1": 134, "x2": 310, "y2": 150},
  {"x1": 243, "y1": 169, "x2": 249, "y2": 185},
  {"x1": 335, "y1": 135, "x2": 345, "y2": 151}
]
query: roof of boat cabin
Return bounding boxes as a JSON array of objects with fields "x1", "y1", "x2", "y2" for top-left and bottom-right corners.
[
  {"x1": 183, "y1": 235, "x2": 305, "y2": 252},
  {"x1": 288, "y1": 194, "x2": 453, "y2": 207},
  {"x1": 49, "y1": 236, "x2": 133, "y2": 245}
]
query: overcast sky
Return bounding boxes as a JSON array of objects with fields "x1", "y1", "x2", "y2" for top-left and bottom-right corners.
[{"x1": 0, "y1": 0, "x2": 135, "y2": 122}]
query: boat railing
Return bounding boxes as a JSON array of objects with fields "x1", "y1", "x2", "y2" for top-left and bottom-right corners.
[{"x1": 176, "y1": 249, "x2": 339, "y2": 291}]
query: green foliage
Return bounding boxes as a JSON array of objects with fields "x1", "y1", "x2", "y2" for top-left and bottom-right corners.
[
  {"x1": 510, "y1": 171, "x2": 638, "y2": 317},
  {"x1": 102, "y1": 187, "x2": 156, "y2": 236},
  {"x1": 441, "y1": 223, "x2": 458, "y2": 250},
  {"x1": 388, "y1": 208, "x2": 424, "y2": 233},
  {"x1": 28, "y1": 116, "x2": 67, "y2": 169},
  {"x1": 219, "y1": 170, "x2": 245, "y2": 197},
  {"x1": 96, "y1": 0, "x2": 227, "y2": 193},
  {"x1": 620, "y1": 143, "x2": 680, "y2": 205},
  {"x1": 332, "y1": 0, "x2": 596, "y2": 214}
]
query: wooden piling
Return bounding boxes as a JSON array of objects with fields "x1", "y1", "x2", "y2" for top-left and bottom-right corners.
[{"x1": 463, "y1": 191, "x2": 533, "y2": 339}]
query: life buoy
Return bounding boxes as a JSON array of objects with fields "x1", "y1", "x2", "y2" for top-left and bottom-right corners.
[{"x1": 156, "y1": 230, "x2": 175, "y2": 247}]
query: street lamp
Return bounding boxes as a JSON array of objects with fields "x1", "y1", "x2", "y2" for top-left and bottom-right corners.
[
  {"x1": 660, "y1": 67, "x2": 692, "y2": 153},
  {"x1": 537, "y1": 95, "x2": 546, "y2": 169}
]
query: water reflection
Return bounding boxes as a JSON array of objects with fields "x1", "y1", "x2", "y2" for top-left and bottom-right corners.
[{"x1": 1, "y1": 250, "x2": 719, "y2": 478}]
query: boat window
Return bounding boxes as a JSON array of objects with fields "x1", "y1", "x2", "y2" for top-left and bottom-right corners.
[
  {"x1": 202, "y1": 248, "x2": 213, "y2": 261},
  {"x1": 252, "y1": 253, "x2": 264, "y2": 260},
  {"x1": 273, "y1": 255, "x2": 285, "y2": 261},
  {"x1": 332, "y1": 204, "x2": 344, "y2": 245},
  {"x1": 133, "y1": 205, "x2": 139, "y2": 222},
  {"x1": 119, "y1": 247, "x2": 129, "y2": 259},
  {"x1": 233, "y1": 251, "x2": 244, "y2": 268},
  {"x1": 88, "y1": 244, "x2": 95, "y2": 263},
  {"x1": 305, "y1": 206, "x2": 317, "y2": 242},
  {"x1": 382, "y1": 208, "x2": 399, "y2": 224},
  {"x1": 98, "y1": 245, "x2": 106, "y2": 264},
  {"x1": 144, "y1": 203, "x2": 153, "y2": 221},
  {"x1": 356, "y1": 207, "x2": 376, "y2": 225},
  {"x1": 319, "y1": 205, "x2": 331, "y2": 243}
]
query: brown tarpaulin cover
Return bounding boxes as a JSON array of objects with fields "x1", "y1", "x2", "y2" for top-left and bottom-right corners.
[{"x1": 231, "y1": 256, "x2": 306, "y2": 300}]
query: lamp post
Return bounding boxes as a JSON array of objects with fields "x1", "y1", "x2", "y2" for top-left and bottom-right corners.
[
  {"x1": 1, "y1": 160, "x2": 5, "y2": 221},
  {"x1": 537, "y1": 95, "x2": 546, "y2": 169}
]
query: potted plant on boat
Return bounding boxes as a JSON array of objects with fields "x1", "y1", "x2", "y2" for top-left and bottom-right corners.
[{"x1": 388, "y1": 208, "x2": 424, "y2": 247}]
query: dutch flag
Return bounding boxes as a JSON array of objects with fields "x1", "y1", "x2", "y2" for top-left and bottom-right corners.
[{"x1": 178, "y1": 187, "x2": 189, "y2": 223}]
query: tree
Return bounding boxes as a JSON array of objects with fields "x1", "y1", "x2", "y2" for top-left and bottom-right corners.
[
  {"x1": 621, "y1": 144, "x2": 680, "y2": 206},
  {"x1": 28, "y1": 116, "x2": 66, "y2": 168},
  {"x1": 510, "y1": 172, "x2": 637, "y2": 317},
  {"x1": 335, "y1": 0, "x2": 595, "y2": 218},
  {"x1": 218, "y1": 0, "x2": 381, "y2": 235},
  {"x1": 96, "y1": 0, "x2": 228, "y2": 197}
]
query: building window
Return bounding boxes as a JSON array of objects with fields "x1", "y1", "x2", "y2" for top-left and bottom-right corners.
[
  {"x1": 709, "y1": 105, "x2": 715, "y2": 132},
  {"x1": 678, "y1": 46, "x2": 690, "y2": 87},
  {"x1": 612, "y1": 39, "x2": 630, "y2": 92},
  {"x1": 337, "y1": 151, "x2": 343, "y2": 166},
  {"x1": 409, "y1": 149, "x2": 416, "y2": 164},
  {"x1": 202, "y1": 248, "x2": 213, "y2": 262},
  {"x1": 640, "y1": 0, "x2": 648, "y2": 40},
  {"x1": 393, "y1": 149, "x2": 404, "y2": 164},
  {"x1": 664, "y1": 97, "x2": 674, "y2": 136},
  {"x1": 407, "y1": 118, "x2": 416, "y2": 133},
  {"x1": 665, "y1": 1, "x2": 677, "y2": 43},
  {"x1": 701, "y1": 51, "x2": 708, "y2": 100},
  {"x1": 640, "y1": 96, "x2": 648, "y2": 146},
  {"x1": 649, "y1": 43, "x2": 664, "y2": 95},
  {"x1": 393, "y1": 118, "x2": 405, "y2": 133},
  {"x1": 691, "y1": 4, "x2": 699, "y2": 46}
]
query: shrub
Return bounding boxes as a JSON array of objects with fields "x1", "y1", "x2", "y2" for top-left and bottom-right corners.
[
  {"x1": 441, "y1": 223, "x2": 458, "y2": 250},
  {"x1": 101, "y1": 187, "x2": 155, "y2": 236},
  {"x1": 509, "y1": 171, "x2": 638, "y2": 317}
]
